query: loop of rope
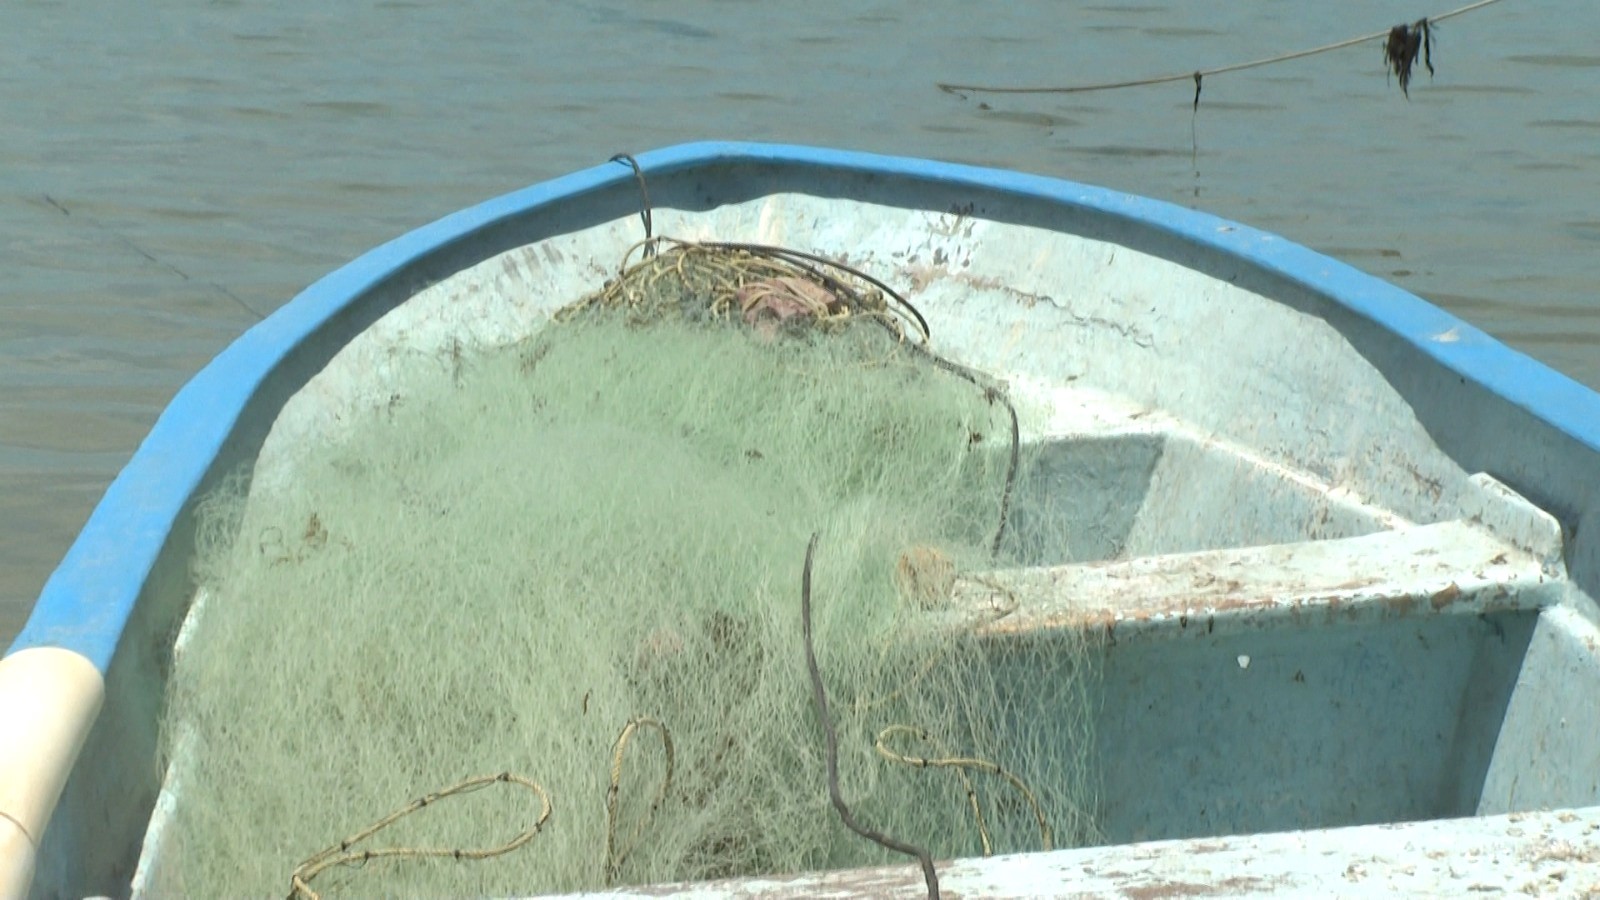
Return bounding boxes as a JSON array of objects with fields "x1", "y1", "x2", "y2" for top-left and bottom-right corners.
[
  {"x1": 610, "y1": 153, "x2": 655, "y2": 257},
  {"x1": 605, "y1": 716, "x2": 676, "y2": 884},
  {"x1": 287, "y1": 772, "x2": 552, "y2": 900},
  {"x1": 875, "y1": 724, "x2": 1053, "y2": 855},
  {"x1": 284, "y1": 713, "x2": 676, "y2": 898},
  {"x1": 561, "y1": 235, "x2": 926, "y2": 342},
  {"x1": 563, "y1": 196, "x2": 1031, "y2": 562},
  {"x1": 560, "y1": 233, "x2": 1024, "y2": 560}
]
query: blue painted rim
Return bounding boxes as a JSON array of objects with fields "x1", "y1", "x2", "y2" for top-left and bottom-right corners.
[{"x1": 13, "y1": 140, "x2": 1600, "y2": 672}]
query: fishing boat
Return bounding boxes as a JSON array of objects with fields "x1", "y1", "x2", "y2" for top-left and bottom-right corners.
[{"x1": 4, "y1": 141, "x2": 1599, "y2": 898}]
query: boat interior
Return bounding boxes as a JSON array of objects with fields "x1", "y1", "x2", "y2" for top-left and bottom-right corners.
[{"x1": 27, "y1": 158, "x2": 1600, "y2": 897}]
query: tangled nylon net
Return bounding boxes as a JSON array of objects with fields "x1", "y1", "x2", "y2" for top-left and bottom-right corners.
[{"x1": 160, "y1": 208, "x2": 1095, "y2": 898}]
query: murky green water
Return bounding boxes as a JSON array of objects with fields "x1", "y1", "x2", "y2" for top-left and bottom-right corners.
[{"x1": 2, "y1": 0, "x2": 1596, "y2": 642}]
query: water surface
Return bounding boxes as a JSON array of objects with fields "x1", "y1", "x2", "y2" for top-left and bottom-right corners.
[{"x1": 3, "y1": 0, "x2": 1596, "y2": 641}]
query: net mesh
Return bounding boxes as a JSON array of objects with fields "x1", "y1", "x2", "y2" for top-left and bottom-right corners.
[{"x1": 154, "y1": 242, "x2": 1098, "y2": 896}]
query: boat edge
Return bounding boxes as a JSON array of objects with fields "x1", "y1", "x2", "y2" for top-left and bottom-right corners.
[{"x1": 10, "y1": 140, "x2": 1600, "y2": 670}]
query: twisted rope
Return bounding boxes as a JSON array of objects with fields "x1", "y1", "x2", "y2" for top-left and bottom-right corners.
[
  {"x1": 605, "y1": 716, "x2": 676, "y2": 884},
  {"x1": 287, "y1": 772, "x2": 551, "y2": 900},
  {"x1": 875, "y1": 724, "x2": 1053, "y2": 855}
]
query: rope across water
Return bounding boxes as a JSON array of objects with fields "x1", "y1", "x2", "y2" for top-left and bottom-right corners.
[{"x1": 937, "y1": 0, "x2": 1508, "y2": 99}]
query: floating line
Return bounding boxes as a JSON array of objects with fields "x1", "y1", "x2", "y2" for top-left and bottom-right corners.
[{"x1": 937, "y1": 0, "x2": 1507, "y2": 98}]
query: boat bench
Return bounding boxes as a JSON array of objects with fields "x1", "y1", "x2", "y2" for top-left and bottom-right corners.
[{"x1": 550, "y1": 411, "x2": 1600, "y2": 898}]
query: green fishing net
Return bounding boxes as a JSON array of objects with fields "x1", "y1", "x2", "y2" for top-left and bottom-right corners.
[{"x1": 155, "y1": 242, "x2": 1098, "y2": 896}]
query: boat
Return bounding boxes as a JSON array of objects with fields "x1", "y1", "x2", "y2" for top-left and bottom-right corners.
[{"x1": 4, "y1": 141, "x2": 1599, "y2": 898}]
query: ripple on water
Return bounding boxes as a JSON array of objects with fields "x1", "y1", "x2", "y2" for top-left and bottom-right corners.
[
  {"x1": 979, "y1": 110, "x2": 1083, "y2": 128},
  {"x1": 3, "y1": 0, "x2": 1598, "y2": 650},
  {"x1": 1063, "y1": 144, "x2": 1196, "y2": 159},
  {"x1": 1506, "y1": 54, "x2": 1600, "y2": 68},
  {"x1": 1528, "y1": 119, "x2": 1600, "y2": 131},
  {"x1": 301, "y1": 100, "x2": 393, "y2": 116}
]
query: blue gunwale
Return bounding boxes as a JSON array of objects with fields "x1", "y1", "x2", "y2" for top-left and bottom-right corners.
[{"x1": 13, "y1": 140, "x2": 1600, "y2": 672}]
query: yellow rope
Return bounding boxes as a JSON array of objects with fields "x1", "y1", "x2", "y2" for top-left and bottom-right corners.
[
  {"x1": 287, "y1": 772, "x2": 551, "y2": 900},
  {"x1": 875, "y1": 724, "x2": 1053, "y2": 854},
  {"x1": 937, "y1": 0, "x2": 1508, "y2": 96},
  {"x1": 559, "y1": 238, "x2": 918, "y2": 343},
  {"x1": 604, "y1": 716, "x2": 676, "y2": 884},
  {"x1": 287, "y1": 716, "x2": 675, "y2": 896}
]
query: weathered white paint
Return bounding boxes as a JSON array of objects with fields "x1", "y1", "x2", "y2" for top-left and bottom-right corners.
[
  {"x1": 1480, "y1": 605, "x2": 1600, "y2": 814},
  {"x1": 965, "y1": 516, "x2": 1557, "y2": 640},
  {"x1": 551, "y1": 805, "x2": 1600, "y2": 898}
]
